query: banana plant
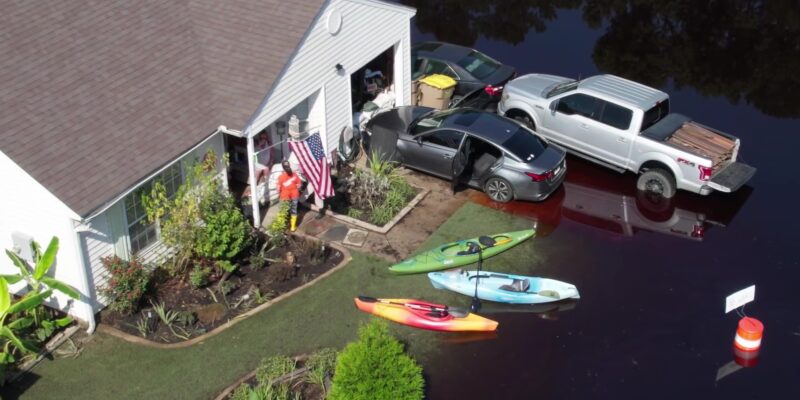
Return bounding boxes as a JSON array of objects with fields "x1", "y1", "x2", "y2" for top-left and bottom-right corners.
[
  {"x1": 0, "y1": 276, "x2": 53, "y2": 383},
  {"x1": 3, "y1": 237, "x2": 80, "y2": 300}
]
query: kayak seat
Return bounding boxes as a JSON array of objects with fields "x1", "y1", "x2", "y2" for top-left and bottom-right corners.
[
  {"x1": 456, "y1": 241, "x2": 480, "y2": 255},
  {"x1": 499, "y1": 279, "x2": 530, "y2": 293}
]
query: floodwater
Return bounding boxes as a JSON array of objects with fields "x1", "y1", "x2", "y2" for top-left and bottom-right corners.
[{"x1": 404, "y1": 1, "x2": 800, "y2": 398}]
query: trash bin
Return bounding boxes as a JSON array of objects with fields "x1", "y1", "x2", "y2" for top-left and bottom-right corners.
[{"x1": 418, "y1": 74, "x2": 456, "y2": 109}]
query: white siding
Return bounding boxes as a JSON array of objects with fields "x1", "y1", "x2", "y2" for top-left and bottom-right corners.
[
  {"x1": 0, "y1": 151, "x2": 93, "y2": 322},
  {"x1": 246, "y1": 0, "x2": 414, "y2": 153},
  {"x1": 78, "y1": 212, "x2": 115, "y2": 310}
]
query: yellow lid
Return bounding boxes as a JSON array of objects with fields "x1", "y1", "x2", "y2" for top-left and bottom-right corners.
[{"x1": 420, "y1": 74, "x2": 456, "y2": 89}]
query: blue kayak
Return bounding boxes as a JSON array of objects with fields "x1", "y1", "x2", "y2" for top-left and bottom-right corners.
[{"x1": 428, "y1": 269, "x2": 580, "y2": 304}]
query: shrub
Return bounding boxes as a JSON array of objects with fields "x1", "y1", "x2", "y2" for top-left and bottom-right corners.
[
  {"x1": 256, "y1": 355, "x2": 296, "y2": 387},
  {"x1": 306, "y1": 347, "x2": 338, "y2": 393},
  {"x1": 196, "y1": 194, "x2": 251, "y2": 261},
  {"x1": 329, "y1": 319, "x2": 424, "y2": 400},
  {"x1": 100, "y1": 256, "x2": 150, "y2": 315},
  {"x1": 267, "y1": 202, "x2": 290, "y2": 246},
  {"x1": 189, "y1": 265, "x2": 211, "y2": 288}
]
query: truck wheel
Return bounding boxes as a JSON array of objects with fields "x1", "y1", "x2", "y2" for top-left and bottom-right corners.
[
  {"x1": 513, "y1": 114, "x2": 536, "y2": 131},
  {"x1": 484, "y1": 177, "x2": 514, "y2": 203},
  {"x1": 637, "y1": 169, "x2": 676, "y2": 198}
]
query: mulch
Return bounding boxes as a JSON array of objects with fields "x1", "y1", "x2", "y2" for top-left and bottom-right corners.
[{"x1": 97, "y1": 235, "x2": 343, "y2": 344}]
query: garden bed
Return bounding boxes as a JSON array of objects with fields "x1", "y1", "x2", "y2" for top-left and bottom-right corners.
[
  {"x1": 322, "y1": 160, "x2": 427, "y2": 233},
  {"x1": 97, "y1": 234, "x2": 343, "y2": 344}
]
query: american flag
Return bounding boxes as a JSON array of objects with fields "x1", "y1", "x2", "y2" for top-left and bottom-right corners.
[{"x1": 288, "y1": 131, "x2": 334, "y2": 200}]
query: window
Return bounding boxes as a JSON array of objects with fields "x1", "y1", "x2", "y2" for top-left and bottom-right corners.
[
  {"x1": 423, "y1": 60, "x2": 458, "y2": 79},
  {"x1": 598, "y1": 101, "x2": 633, "y2": 130},
  {"x1": 421, "y1": 130, "x2": 464, "y2": 149},
  {"x1": 411, "y1": 108, "x2": 459, "y2": 135},
  {"x1": 641, "y1": 99, "x2": 670, "y2": 132},
  {"x1": 125, "y1": 163, "x2": 183, "y2": 254},
  {"x1": 456, "y1": 50, "x2": 501, "y2": 80},
  {"x1": 502, "y1": 128, "x2": 548, "y2": 162},
  {"x1": 556, "y1": 94, "x2": 599, "y2": 119}
]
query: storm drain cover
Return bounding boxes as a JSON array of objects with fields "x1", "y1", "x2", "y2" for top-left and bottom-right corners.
[
  {"x1": 343, "y1": 229, "x2": 369, "y2": 247},
  {"x1": 320, "y1": 224, "x2": 349, "y2": 242}
]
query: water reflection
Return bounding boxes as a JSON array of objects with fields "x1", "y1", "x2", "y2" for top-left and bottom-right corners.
[
  {"x1": 470, "y1": 156, "x2": 751, "y2": 240},
  {"x1": 402, "y1": 0, "x2": 581, "y2": 46},
  {"x1": 478, "y1": 299, "x2": 578, "y2": 320},
  {"x1": 405, "y1": 0, "x2": 800, "y2": 117}
]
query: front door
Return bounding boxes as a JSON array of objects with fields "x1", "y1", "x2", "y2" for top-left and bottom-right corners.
[{"x1": 401, "y1": 129, "x2": 464, "y2": 178}]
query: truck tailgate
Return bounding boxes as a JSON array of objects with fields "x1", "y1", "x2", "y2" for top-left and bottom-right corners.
[{"x1": 708, "y1": 162, "x2": 756, "y2": 192}]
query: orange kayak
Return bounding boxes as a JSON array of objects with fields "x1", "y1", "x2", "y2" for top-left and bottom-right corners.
[{"x1": 354, "y1": 296, "x2": 498, "y2": 332}]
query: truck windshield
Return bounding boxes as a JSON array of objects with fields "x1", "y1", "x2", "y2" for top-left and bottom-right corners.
[
  {"x1": 641, "y1": 100, "x2": 670, "y2": 132},
  {"x1": 545, "y1": 80, "x2": 579, "y2": 98}
]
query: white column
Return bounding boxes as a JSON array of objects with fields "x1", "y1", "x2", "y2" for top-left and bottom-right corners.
[
  {"x1": 246, "y1": 136, "x2": 261, "y2": 228},
  {"x1": 393, "y1": 37, "x2": 410, "y2": 106}
]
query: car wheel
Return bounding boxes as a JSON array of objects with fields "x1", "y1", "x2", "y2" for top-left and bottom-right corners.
[
  {"x1": 484, "y1": 177, "x2": 514, "y2": 203},
  {"x1": 513, "y1": 114, "x2": 536, "y2": 131},
  {"x1": 636, "y1": 169, "x2": 676, "y2": 198}
]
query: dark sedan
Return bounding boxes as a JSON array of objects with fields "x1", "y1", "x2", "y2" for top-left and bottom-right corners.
[
  {"x1": 412, "y1": 41, "x2": 516, "y2": 99},
  {"x1": 366, "y1": 107, "x2": 566, "y2": 203}
]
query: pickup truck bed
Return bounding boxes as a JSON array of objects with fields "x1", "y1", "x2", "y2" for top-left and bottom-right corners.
[
  {"x1": 669, "y1": 122, "x2": 736, "y2": 169},
  {"x1": 642, "y1": 113, "x2": 737, "y2": 170}
]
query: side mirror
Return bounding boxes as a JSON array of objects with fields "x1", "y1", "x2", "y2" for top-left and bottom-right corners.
[{"x1": 549, "y1": 101, "x2": 558, "y2": 114}]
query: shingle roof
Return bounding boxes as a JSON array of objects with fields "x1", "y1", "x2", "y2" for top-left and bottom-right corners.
[{"x1": 0, "y1": 0, "x2": 326, "y2": 218}]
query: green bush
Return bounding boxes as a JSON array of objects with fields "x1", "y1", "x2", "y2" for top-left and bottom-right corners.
[
  {"x1": 306, "y1": 347, "x2": 338, "y2": 393},
  {"x1": 196, "y1": 194, "x2": 251, "y2": 261},
  {"x1": 189, "y1": 265, "x2": 211, "y2": 288},
  {"x1": 267, "y1": 202, "x2": 290, "y2": 246},
  {"x1": 99, "y1": 255, "x2": 150, "y2": 315},
  {"x1": 256, "y1": 355, "x2": 296, "y2": 387},
  {"x1": 329, "y1": 319, "x2": 424, "y2": 400}
]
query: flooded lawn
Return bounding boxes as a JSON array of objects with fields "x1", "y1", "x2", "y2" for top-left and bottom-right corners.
[{"x1": 404, "y1": 1, "x2": 800, "y2": 398}]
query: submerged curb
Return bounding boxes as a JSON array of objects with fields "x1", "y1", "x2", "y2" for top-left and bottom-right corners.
[{"x1": 98, "y1": 238, "x2": 352, "y2": 349}]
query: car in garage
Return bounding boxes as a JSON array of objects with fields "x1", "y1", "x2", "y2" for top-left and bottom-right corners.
[
  {"x1": 412, "y1": 41, "x2": 516, "y2": 100},
  {"x1": 365, "y1": 107, "x2": 566, "y2": 202}
]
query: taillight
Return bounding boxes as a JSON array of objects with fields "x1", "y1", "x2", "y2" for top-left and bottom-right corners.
[
  {"x1": 698, "y1": 165, "x2": 712, "y2": 181},
  {"x1": 526, "y1": 170, "x2": 553, "y2": 182},
  {"x1": 691, "y1": 224, "x2": 705, "y2": 238},
  {"x1": 484, "y1": 85, "x2": 503, "y2": 96}
]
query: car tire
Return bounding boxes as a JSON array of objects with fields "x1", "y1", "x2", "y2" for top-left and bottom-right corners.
[
  {"x1": 636, "y1": 168, "x2": 676, "y2": 198},
  {"x1": 484, "y1": 177, "x2": 514, "y2": 203},
  {"x1": 513, "y1": 114, "x2": 536, "y2": 131}
]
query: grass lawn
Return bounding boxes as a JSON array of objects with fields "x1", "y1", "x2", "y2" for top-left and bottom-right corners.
[{"x1": 5, "y1": 202, "x2": 549, "y2": 399}]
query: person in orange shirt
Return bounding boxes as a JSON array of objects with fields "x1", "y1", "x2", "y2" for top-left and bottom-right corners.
[{"x1": 277, "y1": 160, "x2": 303, "y2": 231}]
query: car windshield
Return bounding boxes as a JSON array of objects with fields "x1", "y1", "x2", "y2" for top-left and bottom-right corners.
[
  {"x1": 545, "y1": 80, "x2": 579, "y2": 98},
  {"x1": 456, "y1": 50, "x2": 501, "y2": 80},
  {"x1": 411, "y1": 108, "x2": 460, "y2": 135},
  {"x1": 502, "y1": 128, "x2": 549, "y2": 162}
]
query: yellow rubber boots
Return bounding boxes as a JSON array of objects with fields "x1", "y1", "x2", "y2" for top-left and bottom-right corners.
[{"x1": 290, "y1": 215, "x2": 297, "y2": 232}]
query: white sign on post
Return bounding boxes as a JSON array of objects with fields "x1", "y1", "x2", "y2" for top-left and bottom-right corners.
[{"x1": 725, "y1": 285, "x2": 755, "y2": 314}]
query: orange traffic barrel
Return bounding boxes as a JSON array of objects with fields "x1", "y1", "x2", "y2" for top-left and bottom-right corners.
[
  {"x1": 733, "y1": 317, "x2": 763, "y2": 352},
  {"x1": 733, "y1": 345, "x2": 760, "y2": 367}
]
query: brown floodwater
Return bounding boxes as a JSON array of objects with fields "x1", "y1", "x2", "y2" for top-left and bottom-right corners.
[{"x1": 404, "y1": 1, "x2": 800, "y2": 398}]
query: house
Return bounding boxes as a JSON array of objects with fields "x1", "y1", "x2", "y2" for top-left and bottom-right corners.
[{"x1": 0, "y1": 0, "x2": 415, "y2": 331}]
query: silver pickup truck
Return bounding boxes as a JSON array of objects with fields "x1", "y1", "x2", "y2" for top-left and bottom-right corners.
[{"x1": 498, "y1": 74, "x2": 756, "y2": 197}]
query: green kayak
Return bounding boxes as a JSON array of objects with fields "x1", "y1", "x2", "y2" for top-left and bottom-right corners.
[{"x1": 389, "y1": 229, "x2": 535, "y2": 275}]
